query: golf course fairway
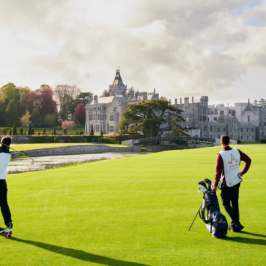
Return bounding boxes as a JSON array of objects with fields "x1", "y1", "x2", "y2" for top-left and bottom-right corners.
[{"x1": 1, "y1": 145, "x2": 265, "y2": 265}]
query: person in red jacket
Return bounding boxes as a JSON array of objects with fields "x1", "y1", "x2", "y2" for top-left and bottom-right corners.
[{"x1": 212, "y1": 135, "x2": 251, "y2": 232}]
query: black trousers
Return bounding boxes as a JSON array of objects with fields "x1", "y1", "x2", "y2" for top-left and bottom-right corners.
[
  {"x1": 0, "y1": 180, "x2": 12, "y2": 226},
  {"x1": 220, "y1": 183, "x2": 241, "y2": 226}
]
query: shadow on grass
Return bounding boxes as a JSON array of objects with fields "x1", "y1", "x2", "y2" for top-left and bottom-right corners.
[
  {"x1": 222, "y1": 231, "x2": 266, "y2": 246},
  {"x1": 1, "y1": 235, "x2": 148, "y2": 266}
]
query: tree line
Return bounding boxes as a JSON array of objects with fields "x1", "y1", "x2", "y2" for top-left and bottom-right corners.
[{"x1": 0, "y1": 83, "x2": 92, "y2": 129}]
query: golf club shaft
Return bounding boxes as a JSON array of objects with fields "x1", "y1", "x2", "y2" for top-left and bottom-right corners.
[
  {"x1": 188, "y1": 204, "x2": 202, "y2": 231},
  {"x1": 2, "y1": 143, "x2": 33, "y2": 160}
]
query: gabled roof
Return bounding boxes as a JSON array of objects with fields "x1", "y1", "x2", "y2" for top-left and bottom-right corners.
[
  {"x1": 242, "y1": 100, "x2": 255, "y2": 114},
  {"x1": 112, "y1": 70, "x2": 124, "y2": 86}
]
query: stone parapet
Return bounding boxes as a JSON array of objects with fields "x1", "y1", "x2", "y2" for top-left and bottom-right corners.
[{"x1": 13, "y1": 145, "x2": 133, "y2": 157}]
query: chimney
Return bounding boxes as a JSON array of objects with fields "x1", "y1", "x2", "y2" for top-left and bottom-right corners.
[
  {"x1": 94, "y1": 95, "x2": 98, "y2": 103},
  {"x1": 254, "y1": 100, "x2": 258, "y2": 106},
  {"x1": 180, "y1": 98, "x2": 182, "y2": 104},
  {"x1": 185, "y1": 97, "x2": 189, "y2": 104},
  {"x1": 143, "y1": 92, "x2": 147, "y2": 101},
  {"x1": 130, "y1": 90, "x2": 134, "y2": 99},
  {"x1": 175, "y1": 99, "x2": 177, "y2": 105},
  {"x1": 192, "y1": 97, "x2": 194, "y2": 103}
]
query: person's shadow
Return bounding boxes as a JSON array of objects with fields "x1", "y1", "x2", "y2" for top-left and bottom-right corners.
[
  {"x1": 221, "y1": 231, "x2": 266, "y2": 245},
  {"x1": 0, "y1": 235, "x2": 148, "y2": 266}
]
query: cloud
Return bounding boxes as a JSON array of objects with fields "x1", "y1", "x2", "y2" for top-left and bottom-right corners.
[{"x1": 0, "y1": 0, "x2": 265, "y2": 104}]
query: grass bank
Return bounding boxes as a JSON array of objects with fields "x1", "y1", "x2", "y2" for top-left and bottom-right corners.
[{"x1": 1, "y1": 144, "x2": 265, "y2": 265}]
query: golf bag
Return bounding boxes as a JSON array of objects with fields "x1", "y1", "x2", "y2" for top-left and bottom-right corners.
[{"x1": 199, "y1": 190, "x2": 228, "y2": 238}]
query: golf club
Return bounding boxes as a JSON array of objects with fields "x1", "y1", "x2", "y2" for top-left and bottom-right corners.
[
  {"x1": 203, "y1": 179, "x2": 213, "y2": 191},
  {"x1": 198, "y1": 185, "x2": 207, "y2": 194},
  {"x1": 198, "y1": 181, "x2": 207, "y2": 190},
  {"x1": 2, "y1": 143, "x2": 34, "y2": 165}
]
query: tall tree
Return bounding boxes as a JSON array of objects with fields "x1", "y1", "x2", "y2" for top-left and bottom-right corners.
[
  {"x1": 40, "y1": 84, "x2": 52, "y2": 90},
  {"x1": 118, "y1": 99, "x2": 187, "y2": 137},
  {"x1": 20, "y1": 110, "x2": 32, "y2": 127},
  {"x1": 102, "y1": 89, "x2": 110, "y2": 97},
  {"x1": 43, "y1": 113, "x2": 56, "y2": 127},
  {"x1": 76, "y1": 92, "x2": 92, "y2": 105},
  {"x1": 0, "y1": 108, "x2": 5, "y2": 127},
  {"x1": 16, "y1": 86, "x2": 31, "y2": 99},
  {"x1": 22, "y1": 88, "x2": 57, "y2": 115},
  {"x1": 74, "y1": 103, "x2": 85, "y2": 125},
  {"x1": 5, "y1": 101, "x2": 20, "y2": 127},
  {"x1": 0, "y1": 83, "x2": 16, "y2": 101},
  {"x1": 54, "y1": 85, "x2": 81, "y2": 106},
  {"x1": 31, "y1": 108, "x2": 42, "y2": 127}
]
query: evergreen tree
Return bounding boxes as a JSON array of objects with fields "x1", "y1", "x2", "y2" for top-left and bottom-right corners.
[
  {"x1": 52, "y1": 126, "x2": 56, "y2": 135},
  {"x1": 31, "y1": 108, "x2": 42, "y2": 128},
  {"x1": 9, "y1": 129, "x2": 12, "y2": 135},
  {"x1": 0, "y1": 108, "x2": 5, "y2": 127},
  {"x1": 90, "y1": 125, "x2": 94, "y2": 136},
  {"x1": 101, "y1": 129, "x2": 103, "y2": 136},
  {"x1": 43, "y1": 129, "x2": 46, "y2": 135},
  {"x1": 118, "y1": 99, "x2": 187, "y2": 137},
  {"x1": 20, "y1": 128, "x2": 23, "y2": 135},
  {"x1": 12, "y1": 122, "x2": 17, "y2": 135},
  {"x1": 5, "y1": 101, "x2": 20, "y2": 127},
  {"x1": 28, "y1": 122, "x2": 32, "y2": 135}
]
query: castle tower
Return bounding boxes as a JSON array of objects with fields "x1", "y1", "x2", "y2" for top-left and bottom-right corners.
[{"x1": 109, "y1": 69, "x2": 127, "y2": 96}]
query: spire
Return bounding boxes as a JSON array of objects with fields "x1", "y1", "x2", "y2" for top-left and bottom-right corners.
[{"x1": 112, "y1": 68, "x2": 124, "y2": 86}]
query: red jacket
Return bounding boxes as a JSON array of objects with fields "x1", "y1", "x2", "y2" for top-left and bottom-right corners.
[{"x1": 214, "y1": 146, "x2": 251, "y2": 187}]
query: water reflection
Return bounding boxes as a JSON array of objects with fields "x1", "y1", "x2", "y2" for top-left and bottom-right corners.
[{"x1": 8, "y1": 152, "x2": 144, "y2": 174}]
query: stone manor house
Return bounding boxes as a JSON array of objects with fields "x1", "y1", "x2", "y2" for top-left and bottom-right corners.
[{"x1": 85, "y1": 69, "x2": 266, "y2": 142}]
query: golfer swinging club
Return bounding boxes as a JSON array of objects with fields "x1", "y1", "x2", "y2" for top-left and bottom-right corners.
[
  {"x1": 0, "y1": 135, "x2": 13, "y2": 238},
  {"x1": 212, "y1": 135, "x2": 251, "y2": 232}
]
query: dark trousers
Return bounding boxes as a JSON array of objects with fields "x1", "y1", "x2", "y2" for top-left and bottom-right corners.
[
  {"x1": 0, "y1": 180, "x2": 12, "y2": 226},
  {"x1": 220, "y1": 183, "x2": 241, "y2": 226}
]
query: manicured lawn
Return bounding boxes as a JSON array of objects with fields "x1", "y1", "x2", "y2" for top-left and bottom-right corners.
[
  {"x1": 1, "y1": 145, "x2": 265, "y2": 265},
  {"x1": 10, "y1": 143, "x2": 129, "y2": 151}
]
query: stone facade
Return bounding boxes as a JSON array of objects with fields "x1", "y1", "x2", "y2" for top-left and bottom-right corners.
[
  {"x1": 85, "y1": 69, "x2": 159, "y2": 135},
  {"x1": 84, "y1": 69, "x2": 265, "y2": 142}
]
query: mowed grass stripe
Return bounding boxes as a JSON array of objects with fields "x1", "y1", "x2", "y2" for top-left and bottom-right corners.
[
  {"x1": 11, "y1": 143, "x2": 129, "y2": 152},
  {"x1": 0, "y1": 145, "x2": 265, "y2": 265}
]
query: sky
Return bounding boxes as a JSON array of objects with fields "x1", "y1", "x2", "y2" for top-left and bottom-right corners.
[{"x1": 0, "y1": 0, "x2": 265, "y2": 106}]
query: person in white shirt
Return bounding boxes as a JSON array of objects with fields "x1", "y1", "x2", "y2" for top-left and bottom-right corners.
[{"x1": 0, "y1": 135, "x2": 13, "y2": 238}]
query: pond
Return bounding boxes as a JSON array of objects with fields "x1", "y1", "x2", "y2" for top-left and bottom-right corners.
[{"x1": 8, "y1": 152, "x2": 147, "y2": 174}]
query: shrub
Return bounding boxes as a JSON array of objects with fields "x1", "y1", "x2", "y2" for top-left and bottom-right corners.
[
  {"x1": 20, "y1": 128, "x2": 23, "y2": 134},
  {"x1": 32, "y1": 129, "x2": 35, "y2": 134},
  {"x1": 52, "y1": 127, "x2": 56, "y2": 135},
  {"x1": 43, "y1": 129, "x2": 46, "y2": 134},
  {"x1": 237, "y1": 140, "x2": 241, "y2": 144},
  {"x1": 261, "y1": 139, "x2": 266, "y2": 143},
  {"x1": 90, "y1": 125, "x2": 94, "y2": 136},
  {"x1": 2, "y1": 128, "x2": 10, "y2": 135},
  {"x1": 63, "y1": 129, "x2": 67, "y2": 135},
  {"x1": 80, "y1": 131, "x2": 84, "y2": 135},
  {"x1": 9, "y1": 129, "x2": 12, "y2": 135},
  {"x1": 61, "y1": 120, "x2": 75, "y2": 130}
]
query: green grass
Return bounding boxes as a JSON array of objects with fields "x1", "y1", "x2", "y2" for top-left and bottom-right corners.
[
  {"x1": 10, "y1": 143, "x2": 129, "y2": 152},
  {"x1": 1, "y1": 145, "x2": 266, "y2": 265}
]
